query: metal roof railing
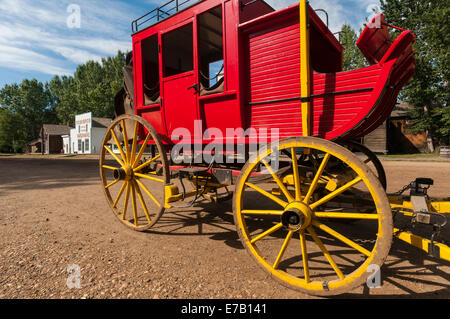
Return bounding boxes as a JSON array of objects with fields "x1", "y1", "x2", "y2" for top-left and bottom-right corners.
[{"x1": 132, "y1": 0, "x2": 202, "y2": 33}]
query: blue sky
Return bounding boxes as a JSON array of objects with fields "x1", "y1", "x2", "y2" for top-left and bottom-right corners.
[{"x1": 0, "y1": 0, "x2": 380, "y2": 88}]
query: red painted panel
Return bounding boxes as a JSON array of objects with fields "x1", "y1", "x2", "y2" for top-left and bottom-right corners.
[
  {"x1": 200, "y1": 92, "x2": 240, "y2": 134},
  {"x1": 163, "y1": 72, "x2": 198, "y2": 138},
  {"x1": 138, "y1": 106, "x2": 166, "y2": 136}
]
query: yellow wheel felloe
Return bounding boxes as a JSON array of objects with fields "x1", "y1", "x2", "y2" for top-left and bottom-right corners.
[
  {"x1": 100, "y1": 114, "x2": 169, "y2": 232},
  {"x1": 233, "y1": 137, "x2": 393, "y2": 296}
]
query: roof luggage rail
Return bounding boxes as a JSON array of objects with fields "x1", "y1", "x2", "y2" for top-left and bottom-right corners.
[{"x1": 132, "y1": 0, "x2": 202, "y2": 33}]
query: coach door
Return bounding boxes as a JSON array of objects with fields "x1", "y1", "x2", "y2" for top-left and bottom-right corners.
[{"x1": 161, "y1": 21, "x2": 198, "y2": 139}]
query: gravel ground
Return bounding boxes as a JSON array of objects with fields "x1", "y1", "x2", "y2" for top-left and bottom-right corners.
[{"x1": 0, "y1": 156, "x2": 449, "y2": 299}]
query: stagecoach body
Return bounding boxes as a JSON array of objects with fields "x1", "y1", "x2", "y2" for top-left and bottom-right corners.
[
  {"x1": 100, "y1": 0, "x2": 450, "y2": 296},
  {"x1": 121, "y1": 0, "x2": 415, "y2": 145}
]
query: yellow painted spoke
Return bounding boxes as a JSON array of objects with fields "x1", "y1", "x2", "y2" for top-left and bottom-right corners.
[
  {"x1": 250, "y1": 223, "x2": 283, "y2": 244},
  {"x1": 133, "y1": 180, "x2": 152, "y2": 224},
  {"x1": 291, "y1": 148, "x2": 302, "y2": 201},
  {"x1": 241, "y1": 210, "x2": 284, "y2": 216},
  {"x1": 134, "y1": 154, "x2": 161, "y2": 173},
  {"x1": 312, "y1": 220, "x2": 371, "y2": 257},
  {"x1": 104, "y1": 145, "x2": 125, "y2": 167},
  {"x1": 130, "y1": 121, "x2": 139, "y2": 166},
  {"x1": 310, "y1": 177, "x2": 363, "y2": 210},
  {"x1": 273, "y1": 231, "x2": 294, "y2": 269},
  {"x1": 113, "y1": 182, "x2": 127, "y2": 208},
  {"x1": 121, "y1": 119, "x2": 130, "y2": 163},
  {"x1": 102, "y1": 165, "x2": 118, "y2": 171},
  {"x1": 130, "y1": 181, "x2": 138, "y2": 227},
  {"x1": 122, "y1": 182, "x2": 131, "y2": 220},
  {"x1": 304, "y1": 153, "x2": 331, "y2": 204},
  {"x1": 262, "y1": 159, "x2": 294, "y2": 202},
  {"x1": 135, "y1": 172, "x2": 164, "y2": 183},
  {"x1": 135, "y1": 179, "x2": 161, "y2": 208},
  {"x1": 307, "y1": 227, "x2": 344, "y2": 280},
  {"x1": 299, "y1": 230, "x2": 310, "y2": 283},
  {"x1": 105, "y1": 179, "x2": 120, "y2": 189},
  {"x1": 132, "y1": 133, "x2": 153, "y2": 168},
  {"x1": 110, "y1": 129, "x2": 127, "y2": 165},
  {"x1": 314, "y1": 212, "x2": 379, "y2": 220},
  {"x1": 245, "y1": 182, "x2": 288, "y2": 209}
]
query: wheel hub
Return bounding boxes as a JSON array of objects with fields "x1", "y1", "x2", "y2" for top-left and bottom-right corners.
[
  {"x1": 281, "y1": 202, "x2": 313, "y2": 231},
  {"x1": 114, "y1": 165, "x2": 134, "y2": 181}
]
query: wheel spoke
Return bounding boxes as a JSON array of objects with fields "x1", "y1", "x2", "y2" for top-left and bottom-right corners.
[
  {"x1": 130, "y1": 181, "x2": 138, "y2": 226},
  {"x1": 299, "y1": 230, "x2": 310, "y2": 283},
  {"x1": 122, "y1": 182, "x2": 131, "y2": 220},
  {"x1": 314, "y1": 212, "x2": 379, "y2": 220},
  {"x1": 304, "y1": 153, "x2": 331, "y2": 204},
  {"x1": 134, "y1": 154, "x2": 161, "y2": 173},
  {"x1": 262, "y1": 159, "x2": 294, "y2": 202},
  {"x1": 135, "y1": 178, "x2": 161, "y2": 208},
  {"x1": 273, "y1": 231, "x2": 294, "y2": 269},
  {"x1": 102, "y1": 165, "x2": 118, "y2": 171},
  {"x1": 130, "y1": 121, "x2": 139, "y2": 166},
  {"x1": 307, "y1": 227, "x2": 344, "y2": 280},
  {"x1": 312, "y1": 220, "x2": 371, "y2": 257},
  {"x1": 133, "y1": 180, "x2": 152, "y2": 224},
  {"x1": 132, "y1": 133, "x2": 153, "y2": 168},
  {"x1": 105, "y1": 179, "x2": 120, "y2": 190},
  {"x1": 110, "y1": 129, "x2": 127, "y2": 165},
  {"x1": 104, "y1": 145, "x2": 125, "y2": 167},
  {"x1": 310, "y1": 177, "x2": 363, "y2": 210},
  {"x1": 245, "y1": 182, "x2": 288, "y2": 208},
  {"x1": 121, "y1": 119, "x2": 130, "y2": 163},
  {"x1": 241, "y1": 210, "x2": 284, "y2": 216},
  {"x1": 113, "y1": 181, "x2": 127, "y2": 208},
  {"x1": 291, "y1": 148, "x2": 302, "y2": 201},
  {"x1": 250, "y1": 223, "x2": 283, "y2": 244},
  {"x1": 135, "y1": 172, "x2": 164, "y2": 183}
]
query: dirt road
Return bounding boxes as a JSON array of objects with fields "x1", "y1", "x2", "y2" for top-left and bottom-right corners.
[{"x1": 0, "y1": 156, "x2": 449, "y2": 299}]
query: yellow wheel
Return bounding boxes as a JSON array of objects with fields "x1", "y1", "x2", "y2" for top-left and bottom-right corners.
[
  {"x1": 233, "y1": 137, "x2": 393, "y2": 296},
  {"x1": 100, "y1": 114, "x2": 169, "y2": 231}
]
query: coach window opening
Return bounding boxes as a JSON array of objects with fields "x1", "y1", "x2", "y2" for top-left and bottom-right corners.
[
  {"x1": 197, "y1": 6, "x2": 224, "y2": 96},
  {"x1": 162, "y1": 23, "x2": 194, "y2": 78},
  {"x1": 141, "y1": 34, "x2": 160, "y2": 105}
]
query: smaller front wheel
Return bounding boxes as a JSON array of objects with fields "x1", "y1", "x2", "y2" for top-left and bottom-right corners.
[{"x1": 100, "y1": 115, "x2": 169, "y2": 231}]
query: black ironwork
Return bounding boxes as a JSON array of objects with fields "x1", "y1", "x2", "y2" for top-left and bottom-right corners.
[{"x1": 132, "y1": 0, "x2": 202, "y2": 33}]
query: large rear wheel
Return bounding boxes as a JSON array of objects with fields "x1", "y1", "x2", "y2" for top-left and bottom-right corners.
[{"x1": 233, "y1": 137, "x2": 392, "y2": 296}]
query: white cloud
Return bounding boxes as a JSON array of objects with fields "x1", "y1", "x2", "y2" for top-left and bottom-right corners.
[
  {"x1": 0, "y1": 0, "x2": 381, "y2": 82},
  {"x1": 0, "y1": 0, "x2": 135, "y2": 80},
  {"x1": 265, "y1": 0, "x2": 380, "y2": 32},
  {"x1": 0, "y1": 44, "x2": 72, "y2": 76}
]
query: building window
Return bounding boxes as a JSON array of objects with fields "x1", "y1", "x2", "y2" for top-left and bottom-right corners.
[
  {"x1": 85, "y1": 139, "x2": 90, "y2": 152},
  {"x1": 162, "y1": 23, "x2": 193, "y2": 77},
  {"x1": 78, "y1": 139, "x2": 82, "y2": 152}
]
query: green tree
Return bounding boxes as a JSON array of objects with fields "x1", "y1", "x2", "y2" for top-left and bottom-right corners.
[
  {"x1": 380, "y1": 0, "x2": 450, "y2": 147},
  {"x1": 340, "y1": 24, "x2": 367, "y2": 71},
  {"x1": 48, "y1": 51, "x2": 127, "y2": 126},
  {"x1": 0, "y1": 79, "x2": 56, "y2": 152}
]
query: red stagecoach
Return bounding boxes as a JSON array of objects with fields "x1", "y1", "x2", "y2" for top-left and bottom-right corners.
[{"x1": 100, "y1": 0, "x2": 449, "y2": 295}]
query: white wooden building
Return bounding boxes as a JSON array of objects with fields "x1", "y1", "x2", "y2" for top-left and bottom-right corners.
[{"x1": 63, "y1": 113, "x2": 112, "y2": 155}]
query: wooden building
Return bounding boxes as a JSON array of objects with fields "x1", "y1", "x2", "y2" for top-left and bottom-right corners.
[
  {"x1": 362, "y1": 102, "x2": 429, "y2": 154},
  {"x1": 40, "y1": 124, "x2": 73, "y2": 154}
]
